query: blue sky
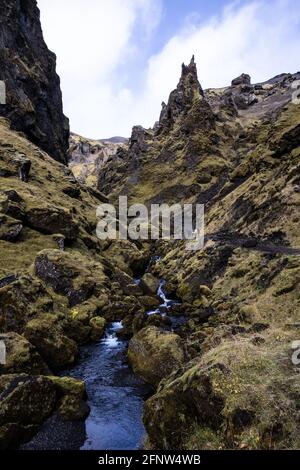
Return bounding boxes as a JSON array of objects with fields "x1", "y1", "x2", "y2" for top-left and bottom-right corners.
[{"x1": 37, "y1": 0, "x2": 300, "y2": 138}]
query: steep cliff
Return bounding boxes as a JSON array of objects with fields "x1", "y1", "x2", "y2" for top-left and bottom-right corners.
[{"x1": 0, "y1": 0, "x2": 69, "y2": 163}]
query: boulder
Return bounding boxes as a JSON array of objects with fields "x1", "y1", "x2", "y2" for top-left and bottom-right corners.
[
  {"x1": 103, "y1": 239, "x2": 149, "y2": 276},
  {"x1": 0, "y1": 214, "x2": 23, "y2": 241},
  {"x1": 0, "y1": 190, "x2": 25, "y2": 220},
  {"x1": 139, "y1": 296, "x2": 161, "y2": 309},
  {"x1": 0, "y1": 275, "x2": 53, "y2": 333},
  {"x1": 143, "y1": 362, "x2": 225, "y2": 449},
  {"x1": 34, "y1": 249, "x2": 106, "y2": 307},
  {"x1": 113, "y1": 270, "x2": 143, "y2": 296},
  {"x1": 128, "y1": 326, "x2": 186, "y2": 386},
  {"x1": 48, "y1": 376, "x2": 90, "y2": 421},
  {"x1": 26, "y1": 206, "x2": 78, "y2": 240},
  {"x1": 140, "y1": 273, "x2": 160, "y2": 296},
  {"x1": 0, "y1": 374, "x2": 57, "y2": 449},
  {"x1": 24, "y1": 314, "x2": 77, "y2": 371},
  {"x1": 0, "y1": 332, "x2": 49, "y2": 375},
  {"x1": 89, "y1": 317, "x2": 106, "y2": 341},
  {"x1": 231, "y1": 74, "x2": 251, "y2": 86}
]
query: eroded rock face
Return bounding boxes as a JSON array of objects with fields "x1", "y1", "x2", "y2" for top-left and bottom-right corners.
[
  {"x1": 128, "y1": 326, "x2": 186, "y2": 386},
  {"x1": 0, "y1": 0, "x2": 69, "y2": 163},
  {"x1": 158, "y1": 56, "x2": 205, "y2": 132},
  {"x1": 68, "y1": 133, "x2": 128, "y2": 188}
]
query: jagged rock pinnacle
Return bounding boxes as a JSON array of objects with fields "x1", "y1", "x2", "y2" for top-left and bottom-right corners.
[{"x1": 158, "y1": 55, "x2": 205, "y2": 131}]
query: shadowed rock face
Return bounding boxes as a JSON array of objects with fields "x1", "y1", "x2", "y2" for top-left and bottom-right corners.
[{"x1": 0, "y1": 0, "x2": 69, "y2": 163}]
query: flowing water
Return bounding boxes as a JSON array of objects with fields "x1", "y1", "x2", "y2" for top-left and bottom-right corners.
[{"x1": 22, "y1": 280, "x2": 184, "y2": 450}]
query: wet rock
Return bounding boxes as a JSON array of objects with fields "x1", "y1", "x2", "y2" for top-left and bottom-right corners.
[
  {"x1": 0, "y1": 332, "x2": 49, "y2": 375},
  {"x1": 26, "y1": 206, "x2": 78, "y2": 240},
  {"x1": 140, "y1": 273, "x2": 160, "y2": 296},
  {"x1": 139, "y1": 296, "x2": 161, "y2": 309},
  {"x1": 0, "y1": 214, "x2": 23, "y2": 241},
  {"x1": 128, "y1": 326, "x2": 186, "y2": 386},
  {"x1": 89, "y1": 317, "x2": 106, "y2": 341},
  {"x1": 24, "y1": 314, "x2": 77, "y2": 371}
]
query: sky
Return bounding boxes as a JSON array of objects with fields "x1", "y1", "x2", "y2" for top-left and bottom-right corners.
[{"x1": 37, "y1": 0, "x2": 300, "y2": 139}]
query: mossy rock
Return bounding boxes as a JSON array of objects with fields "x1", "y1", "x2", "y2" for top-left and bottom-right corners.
[
  {"x1": 0, "y1": 374, "x2": 57, "y2": 449},
  {"x1": 34, "y1": 249, "x2": 107, "y2": 307},
  {"x1": 89, "y1": 317, "x2": 106, "y2": 341},
  {"x1": 0, "y1": 275, "x2": 53, "y2": 333},
  {"x1": 0, "y1": 332, "x2": 49, "y2": 375},
  {"x1": 0, "y1": 214, "x2": 23, "y2": 241},
  {"x1": 140, "y1": 273, "x2": 160, "y2": 296},
  {"x1": 24, "y1": 314, "x2": 77, "y2": 371},
  {"x1": 48, "y1": 376, "x2": 90, "y2": 421},
  {"x1": 128, "y1": 326, "x2": 186, "y2": 387}
]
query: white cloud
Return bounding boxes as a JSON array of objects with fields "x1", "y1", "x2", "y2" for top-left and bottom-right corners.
[
  {"x1": 37, "y1": 0, "x2": 300, "y2": 138},
  {"x1": 37, "y1": 0, "x2": 163, "y2": 137}
]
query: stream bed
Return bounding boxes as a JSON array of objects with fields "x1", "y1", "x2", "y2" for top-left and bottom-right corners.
[{"x1": 22, "y1": 280, "x2": 184, "y2": 450}]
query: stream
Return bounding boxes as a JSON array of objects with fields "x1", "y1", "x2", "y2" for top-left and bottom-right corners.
[{"x1": 22, "y1": 279, "x2": 184, "y2": 450}]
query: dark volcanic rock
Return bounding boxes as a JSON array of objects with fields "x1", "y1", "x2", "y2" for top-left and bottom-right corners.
[
  {"x1": 26, "y1": 206, "x2": 79, "y2": 240},
  {"x1": 231, "y1": 73, "x2": 251, "y2": 86},
  {"x1": 0, "y1": 374, "x2": 57, "y2": 449},
  {"x1": 157, "y1": 55, "x2": 206, "y2": 132},
  {"x1": 0, "y1": 214, "x2": 23, "y2": 241},
  {"x1": 0, "y1": 0, "x2": 69, "y2": 162}
]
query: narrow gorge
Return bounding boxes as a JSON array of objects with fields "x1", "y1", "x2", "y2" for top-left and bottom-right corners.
[{"x1": 0, "y1": 0, "x2": 300, "y2": 452}]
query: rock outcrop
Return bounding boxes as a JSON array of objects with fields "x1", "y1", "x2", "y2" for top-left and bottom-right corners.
[
  {"x1": 0, "y1": 0, "x2": 69, "y2": 162},
  {"x1": 68, "y1": 133, "x2": 128, "y2": 187}
]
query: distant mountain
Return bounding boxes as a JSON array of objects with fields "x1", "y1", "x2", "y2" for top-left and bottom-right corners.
[{"x1": 100, "y1": 136, "x2": 128, "y2": 144}]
